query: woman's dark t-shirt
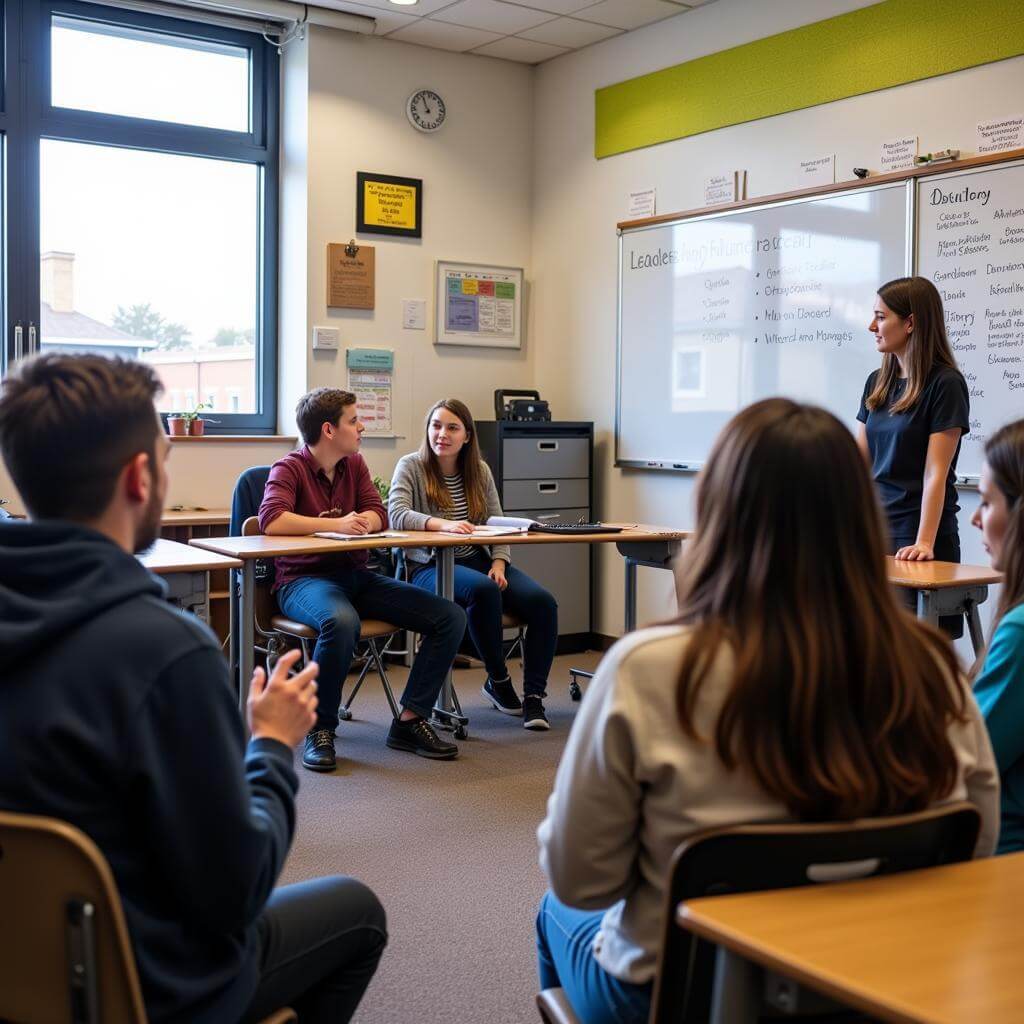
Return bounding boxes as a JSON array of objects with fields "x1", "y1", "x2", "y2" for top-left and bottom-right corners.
[{"x1": 856, "y1": 364, "x2": 969, "y2": 540}]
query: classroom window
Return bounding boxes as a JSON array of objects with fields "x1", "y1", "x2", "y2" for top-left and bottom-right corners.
[
  {"x1": 51, "y1": 17, "x2": 250, "y2": 132},
  {"x1": 3, "y1": 1, "x2": 279, "y2": 435}
]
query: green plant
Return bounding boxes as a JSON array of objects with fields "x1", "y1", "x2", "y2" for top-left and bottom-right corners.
[{"x1": 372, "y1": 475, "x2": 390, "y2": 503}]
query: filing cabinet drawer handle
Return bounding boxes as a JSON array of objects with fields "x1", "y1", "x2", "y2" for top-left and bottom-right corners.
[
  {"x1": 537, "y1": 482, "x2": 559, "y2": 494},
  {"x1": 538, "y1": 441, "x2": 559, "y2": 452}
]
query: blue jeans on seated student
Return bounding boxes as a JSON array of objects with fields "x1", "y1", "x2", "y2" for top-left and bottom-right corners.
[
  {"x1": 410, "y1": 549, "x2": 558, "y2": 696},
  {"x1": 277, "y1": 569, "x2": 465, "y2": 732},
  {"x1": 536, "y1": 890, "x2": 651, "y2": 1024}
]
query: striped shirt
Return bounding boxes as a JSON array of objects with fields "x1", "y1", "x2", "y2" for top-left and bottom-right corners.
[{"x1": 443, "y1": 474, "x2": 475, "y2": 558}]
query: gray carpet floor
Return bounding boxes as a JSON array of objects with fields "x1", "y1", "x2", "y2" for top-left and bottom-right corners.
[{"x1": 276, "y1": 650, "x2": 604, "y2": 1024}]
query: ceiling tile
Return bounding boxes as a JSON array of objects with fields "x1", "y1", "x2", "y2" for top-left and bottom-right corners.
[
  {"x1": 498, "y1": 0, "x2": 603, "y2": 13},
  {"x1": 314, "y1": 0, "x2": 457, "y2": 16},
  {"x1": 572, "y1": 0, "x2": 687, "y2": 30},
  {"x1": 430, "y1": 0, "x2": 555, "y2": 33},
  {"x1": 517, "y1": 15, "x2": 622, "y2": 48},
  {"x1": 388, "y1": 18, "x2": 503, "y2": 50},
  {"x1": 319, "y1": 1, "x2": 420, "y2": 33},
  {"x1": 471, "y1": 35, "x2": 569, "y2": 63}
]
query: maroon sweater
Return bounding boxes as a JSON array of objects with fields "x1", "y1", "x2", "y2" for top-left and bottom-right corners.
[{"x1": 258, "y1": 446, "x2": 387, "y2": 591}]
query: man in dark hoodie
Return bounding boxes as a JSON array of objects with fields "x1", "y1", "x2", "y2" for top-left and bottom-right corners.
[{"x1": 0, "y1": 354, "x2": 387, "y2": 1024}]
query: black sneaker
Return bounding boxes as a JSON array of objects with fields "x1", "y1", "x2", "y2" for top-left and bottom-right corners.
[
  {"x1": 523, "y1": 696, "x2": 550, "y2": 731},
  {"x1": 482, "y1": 676, "x2": 523, "y2": 715},
  {"x1": 302, "y1": 728, "x2": 337, "y2": 771},
  {"x1": 386, "y1": 717, "x2": 459, "y2": 760}
]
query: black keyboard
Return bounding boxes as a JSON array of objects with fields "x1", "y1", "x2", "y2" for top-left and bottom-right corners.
[{"x1": 531, "y1": 522, "x2": 624, "y2": 535}]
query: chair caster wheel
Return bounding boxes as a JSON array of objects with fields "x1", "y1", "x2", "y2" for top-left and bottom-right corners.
[
  {"x1": 338, "y1": 707, "x2": 353, "y2": 721},
  {"x1": 454, "y1": 725, "x2": 468, "y2": 740},
  {"x1": 569, "y1": 681, "x2": 582, "y2": 702}
]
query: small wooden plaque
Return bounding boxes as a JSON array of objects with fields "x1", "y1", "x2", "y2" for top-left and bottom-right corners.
[{"x1": 327, "y1": 243, "x2": 375, "y2": 309}]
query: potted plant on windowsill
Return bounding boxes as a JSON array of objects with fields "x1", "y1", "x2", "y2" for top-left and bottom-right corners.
[{"x1": 167, "y1": 404, "x2": 216, "y2": 437}]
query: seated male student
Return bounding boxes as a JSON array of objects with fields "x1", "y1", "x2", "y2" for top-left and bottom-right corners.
[
  {"x1": 260, "y1": 387, "x2": 466, "y2": 770},
  {"x1": 0, "y1": 355, "x2": 387, "y2": 1024}
]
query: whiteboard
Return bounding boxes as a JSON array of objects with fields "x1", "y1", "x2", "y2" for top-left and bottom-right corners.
[
  {"x1": 916, "y1": 159, "x2": 1024, "y2": 481},
  {"x1": 616, "y1": 182, "x2": 912, "y2": 469}
]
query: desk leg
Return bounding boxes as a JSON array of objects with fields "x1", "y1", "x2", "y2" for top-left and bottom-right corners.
[
  {"x1": 624, "y1": 557, "x2": 638, "y2": 633},
  {"x1": 239, "y1": 561, "x2": 255, "y2": 731},
  {"x1": 710, "y1": 948, "x2": 761, "y2": 1024},
  {"x1": 431, "y1": 547, "x2": 468, "y2": 736},
  {"x1": 916, "y1": 589, "x2": 938, "y2": 627},
  {"x1": 966, "y1": 599, "x2": 985, "y2": 656}
]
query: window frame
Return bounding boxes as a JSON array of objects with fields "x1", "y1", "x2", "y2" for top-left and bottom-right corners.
[{"x1": 4, "y1": 0, "x2": 280, "y2": 434}]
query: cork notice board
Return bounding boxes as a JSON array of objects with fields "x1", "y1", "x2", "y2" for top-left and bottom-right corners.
[{"x1": 327, "y1": 243, "x2": 375, "y2": 309}]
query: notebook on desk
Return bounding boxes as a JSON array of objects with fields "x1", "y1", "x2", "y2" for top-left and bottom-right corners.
[
  {"x1": 486, "y1": 516, "x2": 624, "y2": 535},
  {"x1": 313, "y1": 531, "x2": 409, "y2": 541}
]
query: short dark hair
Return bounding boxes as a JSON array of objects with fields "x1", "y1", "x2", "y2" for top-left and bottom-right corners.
[
  {"x1": 0, "y1": 353, "x2": 162, "y2": 521},
  {"x1": 295, "y1": 387, "x2": 357, "y2": 445}
]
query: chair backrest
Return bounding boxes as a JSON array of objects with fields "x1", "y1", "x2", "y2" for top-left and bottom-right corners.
[
  {"x1": 242, "y1": 515, "x2": 283, "y2": 635},
  {"x1": 652, "y1": 801, "x2": 981, "y2": 1023},
  {"x1": 230, "y1": 465, "x2": 272, "y2": 535},
  {"x1": 0, "y1": 810, "x2": 148, "y2": 1024}
]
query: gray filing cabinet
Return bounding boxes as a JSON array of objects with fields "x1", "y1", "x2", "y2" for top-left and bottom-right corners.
[{"x1": 476, "y1": 420, "x2": 593, "y2": 650}]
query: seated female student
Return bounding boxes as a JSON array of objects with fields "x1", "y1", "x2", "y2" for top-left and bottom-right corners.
[
  {"x1": 536, "y1": 398, "x2": 998, "y2": 1024},
  {"x1": 972, "y1": 418, "x2": 1024, "y2": 854},
  {"x1": 389, "y1": 399, "x2": 558, "y2": 730}
]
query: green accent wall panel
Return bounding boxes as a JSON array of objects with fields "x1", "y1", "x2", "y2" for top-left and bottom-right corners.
[{"x1": 595, "y1": 0, "x2": 1024, "y2": 159}]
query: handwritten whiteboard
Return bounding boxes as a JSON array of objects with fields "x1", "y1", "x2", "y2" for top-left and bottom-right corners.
[
  {"x1": 917, "y1": 159, "x2": 1024, "y2": 480},
  {"x1": 616, "y1": 181, "x2": 912, "y2": 470}
]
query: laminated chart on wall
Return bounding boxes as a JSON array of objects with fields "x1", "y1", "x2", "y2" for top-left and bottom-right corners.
[
  {"x1": 917, "y1": 159, "x2": 1024, "y2": 481},
  {"x1": 347, "y1": 348, "x2": 394, "y2": 434},
  {"x1": 435, "y1": 262, "x2": 523, "y2": 348}
]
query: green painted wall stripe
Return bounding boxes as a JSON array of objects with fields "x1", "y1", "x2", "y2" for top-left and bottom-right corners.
[{"x1": 595, "y1": 0, "x2": 1024, "y2": 160}]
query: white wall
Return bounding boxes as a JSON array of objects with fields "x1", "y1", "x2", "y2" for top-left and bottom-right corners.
[
  {"x1": 300, "y1": 26, "x2": 534, "y2": 484},
  {"x1": 531, "y1": 0, "x2": 1024, "y2": 657}
]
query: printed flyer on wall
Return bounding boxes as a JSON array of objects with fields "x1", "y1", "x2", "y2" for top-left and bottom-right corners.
[{"x1": 435, "y1": 261, "x2": 524, "y2": 349}]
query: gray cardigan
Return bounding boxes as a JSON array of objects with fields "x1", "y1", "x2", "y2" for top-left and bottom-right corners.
[{"x1": 389, "y1": 452, "x2": 512, "y2": 567}]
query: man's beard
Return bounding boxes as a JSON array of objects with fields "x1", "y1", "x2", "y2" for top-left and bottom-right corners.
[{"x1": 132, "y1": 485, "x2": 163, "y2": 554}]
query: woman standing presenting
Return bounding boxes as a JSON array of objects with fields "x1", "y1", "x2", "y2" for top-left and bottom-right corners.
[
  {"x1": 389, "y1": 399, "x2": 558, "y2": 730},
  {"x1": 857, "y1": 276, "x2": 970, "y2": 635}
]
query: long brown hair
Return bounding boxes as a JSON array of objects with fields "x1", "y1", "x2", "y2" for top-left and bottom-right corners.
[
  {"x1": 674, "y1": 398, "x2": 965, "y2": 821},
  {"x1": 866, "y1": 276, "x2": 959, "y2": 415},
  {"x1": 418, "y1": 398, "x2": 488, "y2": 522},
  {"x1": 985, "y1": 418, "x2": 1024, "y2": 630}
]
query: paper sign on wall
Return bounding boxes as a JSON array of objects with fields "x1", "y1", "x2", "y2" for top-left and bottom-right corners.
[
  {"x1": 346, "y1": 348, "x2": 393, "y2": 434},
  {"x1": 880, "y1": 136, "x2": 918, "y2": 173},
  {"x1": 797, "y1": 155, "x2": 835, "y2": 187},
  {"x1": 977, "y1": 114, "x2": 1024, "y2": 155},
  {"x1": 627, "y1": 188, "x2": 656, "y2": 218},
  {"x1": 402, "y1": 299, "x2": 426, "y2": 330}
]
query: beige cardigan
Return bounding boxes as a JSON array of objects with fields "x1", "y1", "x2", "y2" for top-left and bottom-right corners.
[
  {"x1": 388, "y1": 452, "x2": 512, "y2": 566},
  {"x1": 538, "y1": 624, "x2": 1000, "y2": 984}
]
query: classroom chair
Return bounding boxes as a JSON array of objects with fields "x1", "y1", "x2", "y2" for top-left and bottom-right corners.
[
  {"x1": 241, "y1": 516, "x2": 404, "y2": 720},
  {"x1": 536, "y1": 801, "x2": 981, "y2": 1024},
  {"x1": 0, "y1": 809, "x2": 295, "y2": 1024}
]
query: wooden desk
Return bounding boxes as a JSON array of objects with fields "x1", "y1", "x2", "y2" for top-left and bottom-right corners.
[
  {"x1": 887, "y1": 556, "x2": 1002, "y2": 655},
  {"x1": 190, "y1": 526, "x2": 686, "y2": 726},
  {"x1": 138, "y1": 538, "x2": 241, "y2": 622},
  {"x1": 678, "y1": 852, "x2": 1024, "y2": 1024}
]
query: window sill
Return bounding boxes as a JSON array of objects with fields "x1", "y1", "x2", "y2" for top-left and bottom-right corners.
[{"x1": 168, "y1": 435, "x2": 297, "y2": 444}]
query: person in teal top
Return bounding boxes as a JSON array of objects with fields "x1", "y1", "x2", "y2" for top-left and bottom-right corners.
[{"x1": 972, "y1": 417, "x2": 1024, "y2": 853}]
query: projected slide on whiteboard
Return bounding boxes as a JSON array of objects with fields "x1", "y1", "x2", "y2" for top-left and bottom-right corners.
[{"x1": 616, "y1": 182, "x2": 911, "y2": 469}]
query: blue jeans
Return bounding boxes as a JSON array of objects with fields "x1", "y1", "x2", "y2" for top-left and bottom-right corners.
[
  {"x1": 535, "y1": 891, "x2": 651, "y2": 1024},
  {"x1": 277, "y1": 570, "x2": 466, "y2": 731},
  {"x1": 410, "y1": 549, "x2": 558, "y2": 697}
]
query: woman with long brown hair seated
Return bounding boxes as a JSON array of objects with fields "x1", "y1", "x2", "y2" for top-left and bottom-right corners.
[{"x1": 536, "y1": 398, "x2": 998, "y2": 1024}]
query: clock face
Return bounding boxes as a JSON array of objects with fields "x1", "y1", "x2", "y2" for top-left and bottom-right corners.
[{"x1": 407, "y1": 89, "x2": 446, "y2": 133}]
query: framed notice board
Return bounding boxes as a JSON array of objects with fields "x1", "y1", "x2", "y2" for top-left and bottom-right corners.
[
  {"x1": 356, "y1": 172, "x2": 422, "y2": 238},
  {"x1": 435, "y1": 260, "x2": 523, "y2": 349}
]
